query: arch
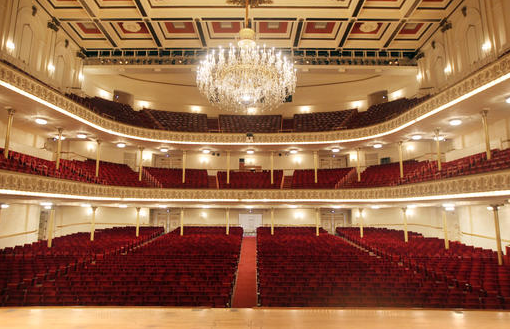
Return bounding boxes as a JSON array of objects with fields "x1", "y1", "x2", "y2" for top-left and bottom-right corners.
[{"x1": 18, "y1": 24, "x2": 33, "y2": 64}]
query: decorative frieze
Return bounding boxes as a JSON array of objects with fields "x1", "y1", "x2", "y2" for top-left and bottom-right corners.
[{"x1": 1, "y1": 169, "x2": 509, "y2": 202}]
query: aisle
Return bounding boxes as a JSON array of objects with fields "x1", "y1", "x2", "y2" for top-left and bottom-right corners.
[{"x1": 231, "y1": 237, "x2": 257, "y2": 308}]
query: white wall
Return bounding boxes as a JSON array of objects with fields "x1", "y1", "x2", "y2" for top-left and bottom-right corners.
[
  {"x1": 0, "y1": 0, "x2": 83, "y2": 91},
  {"x1": 417, "y1": 0, "x2": 510, "y2": 93},
  {"x1": 0, "y1": 204, "x2": 40, "y2": 248},
  {"x1": 54, "y1": 206, "x2": 151, "y2": 237}
]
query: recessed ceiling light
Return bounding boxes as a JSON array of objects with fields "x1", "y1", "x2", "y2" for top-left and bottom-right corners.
[
  {"x1": 407, "y1": 205, "x2": 417, "y2": 209},
  {"x1": 160, "y1": 148, "x2": 168, "y2": 153},
  {"x1": 449, "y1": 119, "x2": 462, "y2": 126},
  {"x1": 158, "y1": 205, "x2": 167, "y2": 209},
  {"x1": 35, "y1": 118, "x2": 47, "y2": 125},
  {"x1": 288, "y1": 205, "x2": 298, "y2": 209},
  {"x1": 202, "y1": 149, "x2": 210, "y2": 154},
  {"x1": 371, "y1": 205, "x2": 380, "y2": 209},
  {"x1": 331, "y1": 148, "x2": 340, "y2": 153},
  {"x1": 442, "y1": 203, "x2": 454, "y2": 208},
  {"x1": 1, "y1": 204, "x2": 9, "y2": 209},
  {"x1": 411, "y1": 134, "x2": 422, "y2": 140},
  {"x1": 118, "y1": 204, "x2": 128, "y2": 208},
  {"x1": 44, "y1": 205, "x2": 52, "y2": 210},
  {"x1": 290, "y1": 149, "x2": 298, "y2": 154},
  {"x1": 76, "y1": 133, "x2": 87, "y2": 139},
  {"x1": 373, "y1": 143, "x2": 382, "y2": 149},
  {"x1": 247, "y1": 150, "x2": 254, "y2": 154},
  {"x1": 40, "y1": 202, "x2": 52, "y2": 206},
  {"x1": 116, "y1": 143, "x2": 126, "y2": 148},
  {"x1": 80, "y1": 203, "x2": 91, "y2": 208}
]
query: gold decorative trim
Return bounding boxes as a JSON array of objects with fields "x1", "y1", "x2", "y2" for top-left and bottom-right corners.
[
  {"x1": 1, "y1": 51, "x2": 510, "y2": 145},
  {"x1": 0, "y1": 230, "x2": 37, "y2": 239},
  {"x1": 460, "y1": 231, "x2": 510, "y2": 243},
  {"x1": 1, "y1": 169, "x2": 510, "y2": 202}
]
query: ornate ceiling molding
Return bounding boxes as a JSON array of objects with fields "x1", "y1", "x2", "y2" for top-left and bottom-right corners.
[
  {"x1": 1, "y1": 169, "x2": 510, "y2": 202},
  {"x1": 0, "y1": 50, "x2": 509, "y2": 145}
]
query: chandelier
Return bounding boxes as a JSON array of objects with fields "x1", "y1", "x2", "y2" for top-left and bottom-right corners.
[{"x1": 196, "y1": 0, "x2": 297, "y2": 113}]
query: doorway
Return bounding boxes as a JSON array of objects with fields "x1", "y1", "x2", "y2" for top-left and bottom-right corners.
[{"x1": 238, "y1": 213, "x2": 263, "y2": 236}]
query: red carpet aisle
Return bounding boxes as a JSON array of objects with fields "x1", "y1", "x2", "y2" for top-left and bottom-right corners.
[{"x1": 232, "y1": 237, "x2": 258, "y2": 308}]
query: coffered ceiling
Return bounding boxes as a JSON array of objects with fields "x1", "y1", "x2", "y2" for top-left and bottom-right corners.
[{"x1": 38, "y1": 0, "x2": 462, "y2": 51}]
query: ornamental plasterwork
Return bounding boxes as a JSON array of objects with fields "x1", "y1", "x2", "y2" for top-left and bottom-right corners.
[
  {"x1": 1, "y1": 169, "x2": 510, "y2": 201},
  {"x1": 0, "y1": 52, "x2": 509, "y2": 144}
]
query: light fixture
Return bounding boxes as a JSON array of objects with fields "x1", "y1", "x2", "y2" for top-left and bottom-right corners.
[
  {"x1": 482, "y1": 41, "x2": 491, "y2": 52},
  {"x1": 443, "y1": 203, "x2": 455, "y2": 211},
  {"x1": 434, "y1": 135, "x2": 446, "y2": 141},
  {"x1": 1, "y1": 204, "x2": 9, "y2": 209},
  {"x1": 444, "y1": 64, "x2": 452, "y2": 74},
  {"x1": 288, "y1": 205, "x2": 298, "y2": 209},
  {"x1": 80, "y1": 203, "x2": 91, "y2": 208},
  {"x1": 416, "y1": 73, "x2": 423, "y2": 81},
  {"x1": 290, "y1": 149, "x2": 298, "y2": 154},
  {"x1": 247, "y1": 150, "x2": 254, "y2": 155},
  {"x1": 196, "y1": 1, "x2": 296, "y2": 113},
  {"x1": 160, "y1": 148, "x2": 168, "y2": 153},
  {"x1": 44, "y1": 205, "x2": 52, "y2": 210},
  {"x1": 371, "y1": 205, "x2": 380, "y2": 209},
  {"x1": 116, "y1": 143, "x2": 126, "y2": 148},
  {"x1": 35, "y1": 118, "x2": 47, "y2": 125},
  {"x1": 202, "y1": 149, "x2": 211, "y2": 154},
  {"x1": 6, "y1": 40, "x2": 15, "y2": 51},
  {"x1": 247, "y1": 107, "x2": 257, "y2": 115},
  {"x1": 331, "y1": 148, "x2": 340, "y2": 153},
  {"x1": 506, "y1": 96, "x2": 510, "y2": 104},
  {"x1": 54, "y1": 135, "x2": 66, "y2": 141},
  {"x1": 158, "y1": 205, "x2": 167, "y2": 209},
  {"x1": 78, "y1": 72, "x2": 84, "y2": 81},
  {"x1": 373, "y1": 143, "x2": 382, "y2": 149},
  {"x1": 487, "y1": 206, "x2": 494, "y2": 211},
  {"x1": 118, "y1": 204, "x2": 128, "y2": 208},
  {"x1": 47, "y1": 63, "x2": 55, "y2": 72},
  {"x1": 40, "y1": 202, "x2": 52, "y2": 206},
  {"x1": 411, "y1": 134, "x2": 422, "y2": 140},
  {"x1": 449, "y1": 119, "x2": 462, "y2": 126},
  {"x1": 407, "y1": 205, "x2": 417, "y2": 209},
  {"x1": 76, "y1": 133, "x2": 87, "y2": 139}
]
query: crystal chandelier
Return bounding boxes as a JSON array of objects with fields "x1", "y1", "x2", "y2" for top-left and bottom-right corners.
[{"x1": 196, "y1": 0, "x2": 297, "y2": 113}]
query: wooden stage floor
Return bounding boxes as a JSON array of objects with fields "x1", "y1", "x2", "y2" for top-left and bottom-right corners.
[{"x1": 1, "y1": 307, "x2": 510, "y2": 329}]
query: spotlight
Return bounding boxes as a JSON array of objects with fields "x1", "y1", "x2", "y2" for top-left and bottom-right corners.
[
  {"x1": 35, "y1": 118, "x2": 48, "y2": 125},
  {"x1": 449, "y1": 119, "x2": 462, "y2": 126}
]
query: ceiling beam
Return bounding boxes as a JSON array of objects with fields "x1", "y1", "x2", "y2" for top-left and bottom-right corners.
[
  {"x1": 293, "y1": 19, "x2": 304, "y2": 48},
  {"x1": 338, "y1": 19, "x2": 354, "y2": 48},
  {"x1": 195, "y1": 19, "x2": 207, "y2": 47},
  {"x1": 145, "y1": 19, "x2": 162, "y2": 48},
  {"x1": 383, "y1": 21, "x2": 406, "y2": 48}
]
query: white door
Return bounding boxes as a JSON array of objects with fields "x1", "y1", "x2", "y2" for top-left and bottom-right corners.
[{"x1": 238, "y1": 213, "x2": 263, "y2": 236}]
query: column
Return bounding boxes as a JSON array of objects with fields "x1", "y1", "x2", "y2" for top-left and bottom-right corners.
[
  {"x1": 180, "y1": 208, "x2": 184, "y2": 236},
  {"x1": 356, "y1": 148, "x2": 361, "y2": 182},
  {"x1": 226, "y1": 208, "x2": 230, "y2": 235},
  {"x1": 442, "y1": 209, "x2": 449, "y2": 250},
  {"x1": 138, "y1": 146, "x2": 144, "y2": 181},
  {"x1": 3, "y1": 107, "x2": 15, "y2": 158},
  {"x1": 95, "y1": 140, "x2": 101, "y2": 177},
  {"x1": 55, "y1": 128, "x2": 63, "y2": 170},
  {"x1": 270, "y1": 151, "x2": 274, "y2": 185},
  {"x1": 47, "y1": 207, "x2": 55, "y2": 248},
  {"x1": 182, "y1": 151, "x2": 186, "y2": 184},
  {"x1": 358, "y1": 208, "x2": 364, "y2": 238},
  {"x1": 135, "y1": 207, "x2": 141, "y2": 237},
  {"x1": 90, "y1": 206, "x2": 97, "y2": 241},
  {"x1": 313, "y1": 151, "x2": 318, "y2": 184},
  {"x1": 434, "y1": 129, "x2": 442, "y2": 171},
  {"x1": 226, "y1": 151, "x2": 231, "y2": 184},
  {"x1": 166, "y1": 211, "x2": 170, "y2": 234},
  {"x1": 315, "y1": 208, "x2": 320, "y2": 236},
  {"x1": 490, "y1": 205, "x2": 503, "y2": 265},
  {"x1": 481, "y1": 110, "x2": 492, "y2": 160},
  {"x1": 402, "y1": 207, "x2": 408, "y2": 243},
  {"x1": 398, "y1": 141, "x2": 404, "y2": 179},
  {"x1": 270, "y1": 207, "x2": 275, "y2": 235}
]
